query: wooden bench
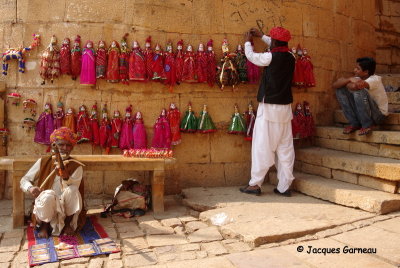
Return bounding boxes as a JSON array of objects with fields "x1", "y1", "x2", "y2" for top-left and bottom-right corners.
[{"x1": 0, "y1": 155, "x2": 176, "y2": 228}]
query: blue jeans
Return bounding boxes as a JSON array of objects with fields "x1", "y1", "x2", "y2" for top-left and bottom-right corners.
[{"x1": 336, "y1": 87, "x2": 386, "y2": 128}]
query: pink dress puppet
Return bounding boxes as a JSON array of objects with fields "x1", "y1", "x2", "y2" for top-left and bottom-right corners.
[
  {"x1": 244, "y1": 102, "x2": 256, "y2": 141},
  {"x1": 175, "y1": 40, "x2": 184, "y2": 84},
  {"x1": 143, "y1": 36, "x2": 154, "y2": 81},
  {"x1": 90, "y1": 103, "x2": 100, "y2": 146},
  {"x1": 99, "y1": 105, "x2": 112, "y2": 154},
  {"x1": 246, "y1": 42, "x2": 260, "y2": 84},
  {"x1": 129, "y1": 41, "x2": 147, "y2": 81},
  {"x1": 182, "y1": 44, "x2": 197, "y2": 83},
  {"x1": 302, "y1": 48, "x2": 316, "y2": 88},
  {"x1": 151, "y1": 44, "x2": 166, "y2": 81},
  {"x1": 167, "y1": 103, "x2": 181, "y2": 145},
  {"x1": 96, "y1": 40, "x2": 107, "y2": 79},
  {"x1": 152, "y1": 109, "x2": 172, "y2": 149},
  {"x1": 119, "y1": 105, "x2": 134, "y2": 150},
  {"x1": 291, "y1": 102, "x2": 306, "y2": 139},
  {"x1": 60, "y1": 38, "x2": 71, "y2": 75},
  {"x1": 111, "y1": 110, "x2": 122, "y2": 148},
  {"x1": 132, "y1": 111, "x2": 147, "y2": 149},
  {"x1": 76, "y1": 105, "x2": 92, "y2": 143},
  {"x1": 119, "y1": 34, "x2": 130, "y2": 85},
  {"x1": 106, "y1": 41, "x2": 120, "y2": 83},
  {"x1": 303, "y1": 101, "x2": 316, "y2": 138},
  {"x1": 196, "y1": 43, "x2": 207, "y2": 83},
  {"x1": 71, "y1": 35, "x2": 82, "y2": 81},
  {"x1": 63, "y1": 108, "x2": 76, "y2": 133},
  {"x1": 292, "y1": 45, "x2": 305, "y2": 87},
  {"x1": 164, "y1": 42, "x2": 177, "y2": 92},
  {"x1": 54, "y1": 101, "x2": 65, "y2": 129},
  {"x1": 40, "y1": 35, "x2": 60, "y2": 85},
  {"x1": 80, "y1": 41, "x2": 96, "y2": 85},
  {"x1": 206, "y1": 39, "x2": 217, "y2": 87},
  {"x1": 34, "y1": 103, "x2": 55, "y2": 145}
]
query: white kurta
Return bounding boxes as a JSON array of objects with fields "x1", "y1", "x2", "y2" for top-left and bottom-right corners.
[
  {"x1": 245, "y1": 36, "x2": 295, "y2": 193},
  {"x1": 20, "y1": 158, "x2": 83, "y2": 236}
]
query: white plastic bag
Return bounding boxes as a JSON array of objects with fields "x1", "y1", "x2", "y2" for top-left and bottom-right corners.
[{"x1": 210, "y1": 212, "x2": 233, "y2": 226}]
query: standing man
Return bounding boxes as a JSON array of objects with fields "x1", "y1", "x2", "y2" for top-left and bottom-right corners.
[
  {"x1": 240, "y1": 27, "x2": 295, "y2": 197},
  {"x1": 20, "y1": 127, "x2": 86, "y2": 238}
]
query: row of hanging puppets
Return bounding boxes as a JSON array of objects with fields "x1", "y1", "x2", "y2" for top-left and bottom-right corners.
[{"x1": 2, "y1": 33, "x2": 315, "y2": 90}]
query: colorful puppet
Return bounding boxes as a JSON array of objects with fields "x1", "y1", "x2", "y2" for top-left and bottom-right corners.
[
  {"x1": 234, "y1": 44, "x2": 248, "y2": 83},
  {"x1": 143, "y1": 36, "x2": 153, "y2": 81},
  {"x1": 22, "y1": 99, "x2": 37, "y2": 117},
  {"x1": 6, "y1": 92, "x2": 21, "y2": 106},
  {"x1": 34, "y1": 103, "x2": 55, "y2": 145},
  {"x1": 60, "y1": 37, "x2": 71, "y2": 75},
  {"x1": 63, "y1": 107, "x2": 76, "y2": 133},
  {"x1": 196, "y1": 43, "x2": 207, "y2": 83},
  {"x1": 197, "y1": 104, "x2": 217, "y2": 133},
  {"x1": 90, "y1": 103, "x2": 100, "y2": 146},
  {"x1": 206, "y1": 39, "x2": 217, "y2": 87},
  {"x1": 80, "y1": 40, "x2": 96, "y2": 85},
  {"x1": 216, "y1": 39, "x2": 239, "y2": 90},
  {"x1": 151, "y1": 44, "x2": 166, "y2": 81},
  {"x1": 119, "y1": 105, "x2": 134, "y2": 150},
  {"x1": 175, "y1": 40, "x2": 184, "y2": 84},
  {"x1": 167, "y1": 103, "x2": 181, "y2": 145},
  {"x1": 53, "y1": 100, "x2": 64, "y2": 129},
  {"x1": 76, "y1": 105, "x2": 92, "y2": 143},
  {"x1": 182, "y1": 44, "x2": 196, "y2": 83},
  {"x1": 180, "y1": 102, "x2": 197, "y2": 133},
  {"x1": 132, "y1": 111, "x2": 147, "y2": 149},
  {"x1": 128, "y1": 41, "x2": 146, "y2": 81},
  {"x1": 303, "y1": 101, "x2": 316, "y2": 138},
  {"x1": 119, "y1": 34, "x2": 130, "y2": 85},
  {"x1": 292, "y1": 102, "x2": 306, "y2": 139},
  {"x1": 106, "y1": 40, "x2": 120, "y2": 83},
  {"x1": 292, "y1": 45, "x2": 305, "y2": 87},
  {"x1": 228, "y1": 104, "x2": 246, "y2": 134},
  {"x1": 99, "y1": 105, "x2": 112, "y2": 153},
  {"x1": 71, "y1": 35, "x2": 82, "y2": 80},
  {"x1": 111, "y1": 110, "x2": 122, "y2": 148},
  {"x1": 302, "y1": 48, "x2": 316, "y2": 88},
  {"x1": 152, "y1": 108, "x2": 171, "y2": 149},
  {"x1": 164, "y1": 41, "x2": 177, "y2": 91},
  {"x1": 246, "y1": 42, "x2": 260, "y2": 84},
  {"x1": 96, "y1": 40, "x2": 107, "y2": 79},
  {"x1": 244, "y1": 102, "x2": 256, "y2": 141},
  {"x1": 40, "y1": 35, "x2": 60, "y2": 84}
]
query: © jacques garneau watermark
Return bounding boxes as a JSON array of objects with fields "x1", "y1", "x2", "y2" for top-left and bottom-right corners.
[{"x1": 296, "y1": 245, "x2": 377, "y2": 255}]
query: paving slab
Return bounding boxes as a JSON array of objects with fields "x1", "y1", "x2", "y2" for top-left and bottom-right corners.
[
  {"x1": 146, "y1": 234, "x2": 188, "y2": 247},
  {"x1": 163, "y1": 256, "x2": 235, "y2": 268},
  {"x1": 183, "y1": 186, "x2": 373, "y2": 247},
  {"x1": 187, "y1": 227, "x2": 223, "y2": 243},
  {"x1": 372, "y1": 217, "x2": 400, "y2": 233},
  {"x1": 123, "y1": 252, "x2": 158, "y2": 267}
]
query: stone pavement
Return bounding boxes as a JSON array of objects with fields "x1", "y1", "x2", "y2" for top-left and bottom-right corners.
[{"x1": 0, "y1": 186, "x2": 400, "y2": 267}]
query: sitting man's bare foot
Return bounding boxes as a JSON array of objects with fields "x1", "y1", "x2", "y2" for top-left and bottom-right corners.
[
  {"x1": 37, "y1": 222, "x2": 51, "y2": 239},
  {"x1": 62, "y1": 224, "x2": 75, "y2": 236}
]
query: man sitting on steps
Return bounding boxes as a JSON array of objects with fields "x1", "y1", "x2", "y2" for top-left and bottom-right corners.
[{"x1": 333, "y1": 57, "x2": 388, "y2": 136}]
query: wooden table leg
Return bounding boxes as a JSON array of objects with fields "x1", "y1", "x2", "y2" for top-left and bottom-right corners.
[
  {"x1": 12, "y1": 171, "x2": 25, "y2": 228},
  {"x1": 151, "y1": 170, "x2": 165, "y2": 213}
]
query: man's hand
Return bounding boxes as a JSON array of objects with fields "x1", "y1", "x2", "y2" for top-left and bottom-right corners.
[
  {"x1": 29, "y1": 186, "x2": 41, "y2": 198},
  {"x1": 59, "y1": 169, "x2": 70, "y2": 180},
  {"x1": 244, "y1": 31, "x2": 252, "y2": 43},
  {"x1": 250, "y1": 27, "x2": 263, "y2": 38}
]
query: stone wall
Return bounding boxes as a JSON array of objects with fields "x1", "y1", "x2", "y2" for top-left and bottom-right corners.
[
  {"x1": 376, "y1": 0, "x2": 400, "y2": 73},
  {"x1": 0, "y1": 0, "x2": 377, "y2": 198}
]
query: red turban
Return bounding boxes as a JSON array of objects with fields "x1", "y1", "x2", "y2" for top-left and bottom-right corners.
[
  {"x1": 50, "y1": 127, "x2": 78, "y2": 146},
  {"x1": 269, "y1": 27, "x2": 291, "y2": 42}
]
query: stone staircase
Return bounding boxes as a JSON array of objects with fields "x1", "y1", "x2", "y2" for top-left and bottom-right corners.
[{"x1": 270, "y1": 74, "x2": 400, "y2": 214}]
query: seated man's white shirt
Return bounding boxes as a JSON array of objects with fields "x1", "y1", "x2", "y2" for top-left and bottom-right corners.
[{"x1": 366, "y1": 75, "x2": 388, "y2": 115}]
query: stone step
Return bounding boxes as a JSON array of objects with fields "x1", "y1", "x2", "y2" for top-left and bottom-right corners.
[
  {"x1": 380, "y1": 73, "x2": 400, "y2": 91},
  {"x1": 295, "y1": 147, "x2": 400, "y2": 182},
  {"x1": 334, "y1": 110, "x2": 400, "y2": 130},
  {"x1": 387, "y1": 92, "x2": 400, "y2": 105},
  {"x1": 269, "y1": 171, "x2": 400, "y2": 214}
]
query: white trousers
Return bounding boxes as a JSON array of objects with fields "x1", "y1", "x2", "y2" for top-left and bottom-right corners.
[
  {"x1": 249, "y1": 112, "x2": 295, "y2": 192},
  {"x1": 33, "y1": 185, "x2": 82, "y2": 236}
]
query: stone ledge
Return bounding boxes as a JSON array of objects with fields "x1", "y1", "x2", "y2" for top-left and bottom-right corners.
[{"x1": 334, "y1": 109, "x2": 400, "y2": 125}]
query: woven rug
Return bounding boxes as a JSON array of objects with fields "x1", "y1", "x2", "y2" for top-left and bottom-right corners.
[{"x1": 27, "y1": 216, "x2": 119, "y2": 266}]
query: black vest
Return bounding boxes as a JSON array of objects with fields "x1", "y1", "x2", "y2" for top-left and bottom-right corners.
[{"x1": 257, "y1": 52, "x2": 295, "y2": 104}]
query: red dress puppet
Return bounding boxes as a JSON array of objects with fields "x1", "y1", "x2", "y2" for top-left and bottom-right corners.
[
  {"x1": 152, "y1": 109, "x2": 172, "y2": 149},
  {"x1": 63, "y1": 108, "x2": 76, "y2": 133},
  {"x1": 96, "y1": 40, "x2": 107, "y2": 79},
  {"x1": 71, "y1": 35, "x2": 82, "y2": 81},
  {"x1": 175, "y1": 40, "x2": 184, "y2": 84},
  {"x1": 196, "y1": 43, "x2": 207, "y2": 83},
  {"x1": 111, "y1": 110, "x2": 122, "y2": 148},
  {"x1": 182, "y1": 44, "x2": 196, "y2": 83},
  {"x1": 244, "y1": 102, "x2": 256, "y2": 141},
  {"x1": 302, "y1": 48, "x2": 316, "y2": 88},
  {"x1": 132, "y1": 111, "x2": 147, "y2": 149},
  {"x1": 60, "y1": 38, "x2": 71, "y2": 75},
  {"x1": 99, "y1": 105, "x2": 112, "y2": 153},
  {"x1": 40, "y1": 35, "x2": 60, "y2": 85},
  {"x1": 151, "y1": 44, "x2": 166, "y2": 81},
  {"x1": 106, "y1": 41, "x2": 120, "y2": 83},
  {"x1": 291, "y1": 102, "x2": 307, "y2": 139},
  {"x1": 90, "y1": 103, "x2": 100, "y2": 146},
  {"x1": 292, "y1": 45, "x2": 305, "y2": 87},
  {"x1": 119, "y1": 105, "x2": 134, "y2": 150},
  {"x1": 119, "y1": 34, "x2": 130, "y2": 85},
  {"x1": 246, "y1": 42, "x2": 260, "y2": 84},
  {"x1": 164, "y1": 42, "x2": 177, "y2": 92},
  {"x1": 54, "y1": 101, "x2": 65, "y2": 129},
  {"x1": 167, "y1": 103, "x2": 181, "y2": 145},
  {"x1": 303, "y1": 101, "x2": 316, "y2": 138},
  {"x1": 206, "y1": 39, "x2": 217, "y2": 87},
  {"x1": 143, "y1": 36, "x2": 154, "y2": 81},
  {"x1": 76, "y1": 105, "x2": 92, "y2": 143},
  {"x1": 129, "y1": 41, "x2": 146, "y2": 81}
]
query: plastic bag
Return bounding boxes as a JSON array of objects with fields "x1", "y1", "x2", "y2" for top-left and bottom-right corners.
[{"x1": 210, "y1": 212, "x2": 233, "y2": 226}]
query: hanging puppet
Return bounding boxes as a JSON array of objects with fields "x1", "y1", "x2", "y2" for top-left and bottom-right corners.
[
  {"x1": 228, "y1": 104, "x2": 246, "y2": 134},
  {"x1": 180, "y1": 102, "x2": 197, "y2": 133},
  {"x1": 302, "y1": 48, "x2": 316, "y2": 88},
  {"x1": 175, "y1": 39, "x2": 184, "y2": 84},
  {"x1": 63, "y1": 107, "x2": 76, "y2": 133},
  {"x1": 119, "y1": 34, "x2": 130, "y2": 85},
  {"x1": 292, "y1": 44, "x2": 305, "y2": 87},
  {"x1": 196, "y1": 43, "x2": 207, "y2": 83},
  {"x1": 143, "y1": 36, "x2": 153, "y2": 81},
  {"x1": 246, "y1": 42, "x2": 260, "y2": 84},
  {"x1": 151, "y1": 44, "x2": 166, "y2": 81},
  {"x1": 303, "y1": 101, "x2": 316, "y2": 138},
  {"x1": 60, "y1": 37, "x2": 71, "y2": 75},
  {"x1": 106, "y1": 40, "x2": 120, "y2": 83},
  {"x1": 291, "y1": 102, "x2": 306, "y2": 139},
  {"x1": 152, "y1": 108, "x2": 171, "y2": 149},
  {"x1": 197, "y1": 104, "x2": 217, "y2": 133},
  {"x1": 167, "y1": 103, "x2": 181, "y2": 145},
  {"x1": 6, "y1": 92, "x2": 21, "y2": 106},
  {"x1": 234, "y1": 44, "x2": 248, "y2": 83},
  {"x1": 243, "y1": 102, "x2": 256, "y2": 141},
  {"x1": 206, "y1": 39, "x2": 217, "y2": 87},
  {"x1": 99, "y1": 105, "x2": 112, "y2": 153},
  {"x1": 80, "y1": 40, "x2": 96, "y2": 85},
  {"x1": 96, "y1": 40, "x2": 107, "y2": 79},
  {"x1": 132, "y1": 111, "x2": 147, "y2": 149},
  {"x1": 40, "y1": 35, "x2": 60, "y2": 84},
  {"x1": 164, "y1": 41, "x2": 177, "y2": 92},
  {"x1": 119, "y1": 105, "x2": 134, "y2": 150},
  {"x1": 216, "y1": 38, "x2": 239, "y2": 90},
  {"x1": 23, "y1": 99, "x2": 37, "y2": 117},
  {"x1": 90, "y1": 103, "x2": 100, "y2": 146},
  {"x1": 76, "y1": 105, "x2": 92, "y2": 143},
  {"x1": 34, "y1": 103, "x2": 55, "y2": 145},
  {"x1": 71, "y1": 35, "x2": 82, "y2": 81},
  {"x1": 111, "y1": 110, "x2": 122, "y2": 148},
  {"x1": 128, "y1": 40, "x2": 146, "y2": 81},
  {"x1": 182, "y1": 44, "x2": 197, "y2": 83},
  {"x1": 53, "y1": 100, "x2": 64, "y2": 129}
]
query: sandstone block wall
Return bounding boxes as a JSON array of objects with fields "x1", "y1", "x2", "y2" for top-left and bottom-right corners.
[{"x1": 0, "y1": 0, "x2": 377, "y2": 198}]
